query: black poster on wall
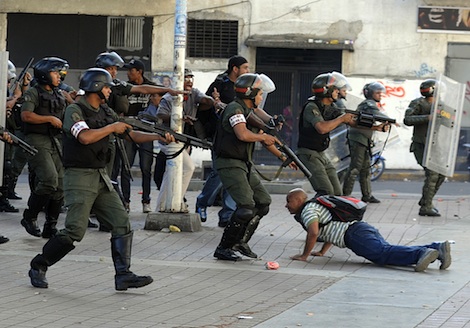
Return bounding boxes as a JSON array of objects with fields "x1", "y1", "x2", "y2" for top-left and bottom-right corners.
[{"x1": 418, "y1": 6, "x2": 470, "y2": 33}]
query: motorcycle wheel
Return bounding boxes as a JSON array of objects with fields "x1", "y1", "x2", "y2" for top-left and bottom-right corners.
[{"x1": 370, "y1": 158, "x2": 385, "y2": 181}]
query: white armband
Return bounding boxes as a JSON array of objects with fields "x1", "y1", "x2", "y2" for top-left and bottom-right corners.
[
  {"x1": 229, "y1": 113, "x2": 246, "y2": 127},
  {"x1": 71, "y1": 121, "x2": 89, "y2": 139}
]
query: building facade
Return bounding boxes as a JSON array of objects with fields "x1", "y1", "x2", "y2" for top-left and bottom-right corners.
[{"x1": 1, "y1": 0, "x2": 469, "y2": 170}]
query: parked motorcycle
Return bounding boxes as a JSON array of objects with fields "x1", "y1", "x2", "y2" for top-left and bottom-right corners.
[{"x1": 336, "y1": 151, "x2": 386, "y2": 183}]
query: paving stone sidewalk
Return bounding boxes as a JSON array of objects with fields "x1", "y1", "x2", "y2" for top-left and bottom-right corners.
[{"x1": 0, "y1": 175, "x2": 469, "y2": 328}]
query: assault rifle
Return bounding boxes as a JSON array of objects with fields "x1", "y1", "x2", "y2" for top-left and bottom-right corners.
[
  {"x1": 0, "y1": 125, "x2": 38, "y2": 156},
  {"x1": 8, "y1": 57, "x2": 34, "y2": 96},
  {"x1": 345, "y1": 109, "x2": 396, "y2": 128},
  {"x1": 246, "y1": 111, "x2": 312, "y2": 179},
  {"x1": 121, "y1": 114, "x2": 213, "y2": 150}
]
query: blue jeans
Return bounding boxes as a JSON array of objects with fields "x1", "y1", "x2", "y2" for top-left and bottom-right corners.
[
  {"x1": 196, "y1": 167, "x2": 236, "y2": 223},
  {"x1": 344, "y1": 222, "x2": 437, "y2": 266},
  {"x1": 121, "y1": 140, "x2": 154, "y2": 204}
]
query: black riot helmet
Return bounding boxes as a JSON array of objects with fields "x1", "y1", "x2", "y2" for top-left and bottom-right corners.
[
  {"x1": 95, "y1": 51, "x2": 124, "y2": 69},
  {"x1": 420, "y1": 79, "x2": 436, "y2": 97},
  {"x1": 311, "y1": 72, "x2": 349, "y2": 99},
  {"x1": 234, "y1": 73, "x2": 275, "y2": 100},
  {"x1": 363, "y1": 81, "x2": 386, "y2": 101},
  {"x1": 33, "y1": 57, "x2": 69, "y2": 86},
  {"x1": 79, "y1": 68, "x2": 115, "y2": 98},
  {"x1": 235, "y1": 73, "x2": 262, "y2": 99}
]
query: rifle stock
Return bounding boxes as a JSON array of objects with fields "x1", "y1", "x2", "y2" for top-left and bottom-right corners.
[
  {"x1": 0, "y1": 126, "x2": 38, "y2": 156},
  {"x1": 121, "y1": 115, "x2": 212, "y2": 150},
  {"x1": 8, "y1": 57, "x2": 34, "y2": 95}
]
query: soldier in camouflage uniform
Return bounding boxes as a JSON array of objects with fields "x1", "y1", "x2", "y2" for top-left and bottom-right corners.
[
  {"x1": 297, "y1": 72, "x2": 355, "y2": 197},
  {"x1": 28, "y1": 68, "x2": 174, "y2": 290},
  {"x1": 342, "y1": 82, "x2": 391, "y2": 203},
  {"x1": 404, "y1": 79, "x2": 444, "y2": 217},
  {"x1": 20, "y1": 57, "x2": 69, "y2": 238}
]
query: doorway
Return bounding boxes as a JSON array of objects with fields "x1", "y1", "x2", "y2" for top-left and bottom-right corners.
[{"x1": 254, "y1": 47, "x2": 342, "y2": 165}]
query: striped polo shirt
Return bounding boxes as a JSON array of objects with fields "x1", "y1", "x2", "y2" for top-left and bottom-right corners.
[{"x1": 300, "y1": 202, "x2": 357, "y2": 248}]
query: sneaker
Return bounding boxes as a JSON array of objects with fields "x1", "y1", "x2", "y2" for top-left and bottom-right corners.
[
  {"x1": 0, "y1": 235, "x2": 9, "y2": 244},
  {"x1": 232, "y1": 243, "x2": 258, "y2": 258},
  {"x1": 196, "y1": 206, "x2": 207, "y2": 222},
  {"x1": 142, "y1": 203, "x2": 152, "y2": 213},
  {"x1": 362, "y1": 196, "x2": 381, "y2": 204},
  {"x1": 415, "y1": 248, "x2": 439, "y2": 272},
  {"x1": 437, "y1": 241, "x2": 451, "y2": 270},
  {"x1": 213, "y1": 246, "x2": 240, "y2": 261}
]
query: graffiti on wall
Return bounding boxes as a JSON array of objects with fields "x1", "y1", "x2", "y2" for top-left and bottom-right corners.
[
  {"x1": 414, "y1": 63, "x2": 437, "y2": 78},
  {"x1": 348, "y1": 78, "x2": 423, "y2": 169}
]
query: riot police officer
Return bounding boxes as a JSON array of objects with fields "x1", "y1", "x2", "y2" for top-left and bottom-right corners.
[
  {"x1": 95, "y1": 52, "x2": 182, "y2": 214},
  {"x1": 404, "y1": 79, "x2": 444, "y2": 216},
  {"x1": 342, "y1": 82, "x2": 391, "y2": 203},
  {"x1": 212, "y1": 73, "x2": 293, "y2": 261},
  {"x1": 1, "y1": 60, "x2": 21, "y2": 212},
  {"x1": 28, "y1": 68, "x2": 174, "y2": 290},
  {"x1": 20, "y1": 57, "x2": 69, "y2": 238},
  {"x1": 296, "y1": 72, "x2": 355, "y2": 196},
  {"x1": 0, "y1": 130, "x2": 15, "y2": 243}
]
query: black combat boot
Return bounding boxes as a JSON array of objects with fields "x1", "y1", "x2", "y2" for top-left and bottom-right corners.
[
  {"x1": 232, "y1": 216, "x2": 260, "y2": 259},
  {"x1": 41, "y1": 199, "x2": 63, "y2": 239},
  {"x1": 21, "y1": 209, "x2": 41, "y2": 237},
  {"x1": 29, "y1": 236, "x2": 75, "y2": 288},
  {"x1": 0, "y1": 195, "x2": 19, "y2": 212},
  {"x1": 0, "y1": 235, "x2": 9, "y2": 244},
  {"x1": 21, "y1": 193, "x2": 50, "y2": 237},
  {"x1": 214, "y1": 221, "x2": 243, "y2": 261},
  {"x1": 7, "y1": 176, "x2": 22, "y2": 200},
  {"x1": 111, "y1": 231, "x2": 153, "y2": 291}
]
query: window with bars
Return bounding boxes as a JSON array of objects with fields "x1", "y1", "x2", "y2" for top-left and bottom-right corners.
[
  {"x1": 187, "y1": 19, "x2": 239, "y2": 58},
  {"x1": 107, "y1": 17, "x2": 144, "y2": 51}
]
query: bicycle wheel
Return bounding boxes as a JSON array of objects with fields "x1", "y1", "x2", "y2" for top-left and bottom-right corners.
[{"x1": 370, "y1": 158, "x2": 385, "y2": 181}]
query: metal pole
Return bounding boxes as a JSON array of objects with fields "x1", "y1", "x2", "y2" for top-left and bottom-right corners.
[{"x1": 157, "y1": 0, "x2": 187, "y2": 212}]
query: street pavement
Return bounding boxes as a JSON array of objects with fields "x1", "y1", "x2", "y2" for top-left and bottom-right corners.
[{"x1": 0, "y1": 172, "x2": 469, "y2": 328}]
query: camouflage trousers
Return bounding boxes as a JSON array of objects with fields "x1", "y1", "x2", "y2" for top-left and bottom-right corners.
[{"x1": 342, "y1": 140, "x2": 372, "y2": 198}]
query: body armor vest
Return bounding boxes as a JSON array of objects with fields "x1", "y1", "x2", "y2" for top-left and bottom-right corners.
[
  {"x1": 63, "y1": 103, "x2": 114, "y2": 169},
  {"x1": 214, "y1": 100, "x2": 253, "y2": 161},
  {"x1": 23, "y1": 86, "x2": 66, "y2": 135},
  {"x1": 297, "y1": 99, "x2": 330, "y2": 151}
]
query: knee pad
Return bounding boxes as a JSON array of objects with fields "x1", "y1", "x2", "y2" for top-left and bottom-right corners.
[
  {"x1": 233, "y1": 207, "x2": 255, "y2": 224},
  {"x1": 255, "y1": 204, "x2": 269, "y2": 218}
]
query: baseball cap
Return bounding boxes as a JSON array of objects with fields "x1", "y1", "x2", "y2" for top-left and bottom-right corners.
[
  {"x1": 124, "y1": 59, "x2": 145, "y2": 72},
  {"x1": 184, "y1": 68, "x2": 194, "y2": 77},
  {"x1": 226, "y1": 55, "x2": 248, "y2": 73}
]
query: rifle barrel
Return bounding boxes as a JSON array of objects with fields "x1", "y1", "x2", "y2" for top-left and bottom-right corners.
[
  {"x1": 8, "y1": 57, "x2": 34, "y2": 95},
  {"x1": 122, "y1": 117, "x2": 212, "y2": 150},
  {"x1": 0, "y1": 126, "x2": 38, "y2": 156}
]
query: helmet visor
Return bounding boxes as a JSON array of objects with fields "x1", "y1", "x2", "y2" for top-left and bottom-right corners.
[
  {"x1": 330, "y1": 72, "x2": 351, "y2": 90},
  {"x1": 258, "y1": 74, "x2": 276, "y2": 108}
]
